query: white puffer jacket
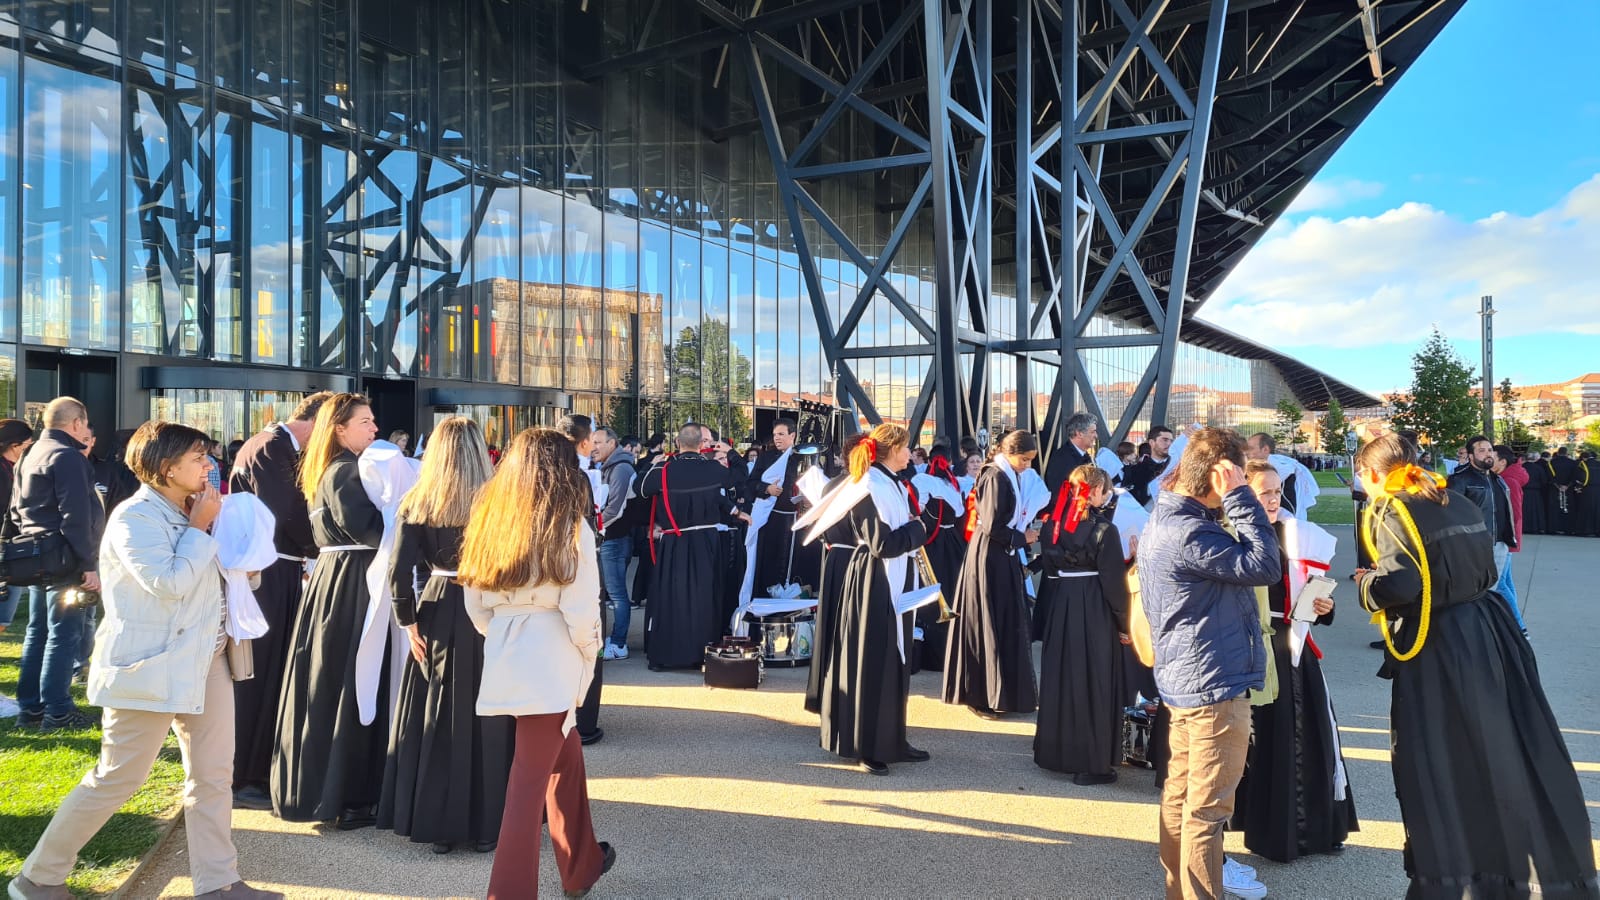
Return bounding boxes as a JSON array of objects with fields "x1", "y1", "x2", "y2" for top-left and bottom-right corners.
[{"x1": 88, "y1": 485, "x2": 226, "y2": 715}]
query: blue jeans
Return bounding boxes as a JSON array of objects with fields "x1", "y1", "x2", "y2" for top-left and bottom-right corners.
[
  {"x1": 1495, "y1": 546, "x2": 1526, "y2": 630},
  {"x1": 598, "y1": 535, "x2": 632, "y2": 648},
  {"x1": 17, "y1": 585, "x2": 85, "y2": 716},
  {"x1": 0, "y1": 584, "x2": 23, "y2": 629}
]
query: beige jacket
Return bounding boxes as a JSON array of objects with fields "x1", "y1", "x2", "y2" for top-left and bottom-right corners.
[
  {"x1": 464, "y1": 523, "x2": 603, "y2": 733},
  {"x1": 88, "y1": 485, "x2": 226, "y2": 715}
]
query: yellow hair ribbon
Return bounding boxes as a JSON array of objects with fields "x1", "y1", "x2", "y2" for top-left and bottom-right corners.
[
  {"x1": 1381, "y1": 463, "x2": 1446, "y2": 496},
  {"x1": 1358, "y1": 495, "x2": 1433, "y2": 661}
]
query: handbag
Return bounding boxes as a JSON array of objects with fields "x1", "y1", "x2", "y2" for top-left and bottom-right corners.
[
  {"x1": 1127, "y1": 563, "x2": 1155, "y2": 668},
  {"x1": 225, "y1": 636, "x2": 255, "y2": 682},
  {"x1": 703, "y1": 636, "x2": 763, "y2": 689},
  {"x1": 0, "y1": 521, "x2": 80, "y2": 587}
]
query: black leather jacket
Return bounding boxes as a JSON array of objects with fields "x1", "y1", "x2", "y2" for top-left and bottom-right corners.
[{"x1": 1446, "y1": 465, "x2": 1516, "y2": 549}]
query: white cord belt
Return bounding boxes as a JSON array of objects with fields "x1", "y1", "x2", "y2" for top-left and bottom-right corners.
[
  {"x1": 826, "y1": 543, "x2": 858, "y2": 551},
  {"x1": 1048, "y1": 570, "x2": 1098, "y2": 579},
  {"x1": 319, "y1": 544, "x2": 376, "y2": 553},
  {"x1": 430, "y1": 568, "x2": 458, "y2": 578},
  {"x1": 276, "y1": 553, "x2": 311, "y2": 563},
  {"x1": 664, "y1": 524, "x2": 723, "y2": 534}
]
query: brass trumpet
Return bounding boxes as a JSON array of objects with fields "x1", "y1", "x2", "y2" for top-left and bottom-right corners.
[{"x1": 916, "y1": 546, "x2": 957, "y2": 623}]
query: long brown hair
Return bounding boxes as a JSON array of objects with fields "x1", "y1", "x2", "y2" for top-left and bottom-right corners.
[
  {"x1": 848, "y1": 424, "x2": 908, "y2": 482},
  {"x1": 299, "y1": 393, "x2": 371, "y2": 503},
  {"x1": 1355, "y1": 432, "x2": 1448, "y2": 505},
  {"x1": 457, "y1": 427, "x2": 589, "y2": 592},
  {"x1": 398, "y1": 417, "x2": 493, "y2": 528}
]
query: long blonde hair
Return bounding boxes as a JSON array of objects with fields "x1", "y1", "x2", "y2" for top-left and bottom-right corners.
[
  {"x1": 299, "y1": 393, "x2": 371, "y2": 503},
  {"x1": 457, "y1": 427, "x2": 590, "y2": 592},
  {"x1": 847, "y1": 424, "x2": 909, "y2": 482},
  {"x1": 398, "y1": 417, "x2": 492, "y2": 528}
]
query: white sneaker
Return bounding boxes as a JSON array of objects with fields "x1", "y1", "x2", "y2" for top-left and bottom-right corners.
[
  {"x1": 0, "y1": 695, "x2": 18, "y2": 718},
  {"x1": 1223, "y1": 857, "x2": 1267, "y2": 900},
  {"x1": 602, "y1": 643, "x2": 629, "y2": 661}
]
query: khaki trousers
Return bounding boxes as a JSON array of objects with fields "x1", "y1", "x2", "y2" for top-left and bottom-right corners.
[
  {"x1": 23, "y1": 647, "x2": 240, "y2": 895},
  {"x1": 1159, "y1": 696, "x2": 1251, "y2": 900}
]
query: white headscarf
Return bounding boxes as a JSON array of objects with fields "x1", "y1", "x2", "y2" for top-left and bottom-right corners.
[{"x1": 355, "y1": 440, "x2": 422, "y2": 727}]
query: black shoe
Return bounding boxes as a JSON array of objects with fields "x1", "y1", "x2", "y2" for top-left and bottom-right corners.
[
  {"x1": 858, "y1": 758, "x2": 889, "y2": 775},
  {"x1": 431, "y1": 842, "x2": 452, "y2": 855},
  {"x1": 902, "y1": 746, "x2": 930, "y2": 763},
  {"x1": 1073, "y1": 772, "x2": 1118, "y2": 785},
  {"x1": 474, "y1": 840, "x2": 497, "y2": 853},
  {"x1": 41, "y1": 709, "x2": 96, "y2": 732},
  {"x1": 580, "y1": 727, "x2": 604, "y2": 746},
  {"x1": 969, "y1": 706, "x2": 1002, "y2": 720},
  {"x1": 16, "y1": 707, "x2": 44, "y2": 728},
  {"x1": 233, "y1": 785, "x2": 273, "y2": 811},
  {"x1": 336, "y1": 806, "x2": 376, "y2": 830},
  {"x1": 563, "y1": 841, "x2": 616, "y2": 898},
  {"x1": 1368, "y1": 639, "x2": 1386, "y2": 649}
]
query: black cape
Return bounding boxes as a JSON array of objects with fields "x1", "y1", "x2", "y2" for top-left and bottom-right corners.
[
  {"x1": 378, "y1": 518, "x2": 514, "y2": 846},
  {"x1": 1033, "y1": 506, "x2": 1128, "y2": 776},
  {"x1": 272, "y1": 452, "x2": 388, "y2": 821},
  {"x1": 1361, "y1": 492, "x2": 1597, "y2": 898},
  {"x1": 638, "y1": 453, "x2": 739, "y2": 668},
  {"x1": 1577, "y1": 459, "x2": 1600, "y2": 537},
  {"x1": 817, "y1": 467, "x2": 929, "y2": 763},
  {"x1": 1546, "y1": 456, "x2": 1580, "y2": 535},
  {"x1": 1233, "y1": 522, "x2": 1358, "y2": 861},
  {"x1": 942, "y1": 465, "x2": 1038, "y2": 714},
  {"x1": 805, "y1": 473, "x2": 856, "y2": 715},
  {"x1": 228, "y1": 425, "x2": 315, "y2": 791},
  {"x1": 748, "y1": 449, "x2": 823, "y2": 596},
  {"x1": 1522, "y1": 460, "x2": 1548, "y2": 535}
]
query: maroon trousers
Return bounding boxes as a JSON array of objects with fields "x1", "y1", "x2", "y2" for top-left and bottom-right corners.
[{"x1": 489, "y1": 714, "x2": 604, "y2": 899}]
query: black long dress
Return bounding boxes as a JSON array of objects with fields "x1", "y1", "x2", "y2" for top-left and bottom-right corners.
[
  {"x1": 1547, "y1": 455, "x2": 1579, "y2": 535},
  {"x1": 378, "y1": 517, "x2": 515, "y2": 847},
  {"x1": 915, "y1": 493, "x2": 963, "y2": 672},
  {"x1": 818, "y1": 467, "x2": 929, "y2": 765},
  {"x1": 638, "y1": 452, "x2": 740, "y2": 669},
  {"x1": 942, "y1": 465, "x2": 1037, "y2": 714},
  {"x1": 748, "y1": 450, "x2": 824, "y2": 596},
  {"x1": 1522, "y1": 459, "x2": 1548, "y2": 535},
  {"x1": 1033, "y1": 507, "x2": 1128, "y2": 776},
  {"x1": 272, "y1": 451, "x2": 388, "y2": 821},
  {"x1": 805, "y1": 473, "x2": 855, "y2": 715},
  {"x1": 1577, "y1": 458, "x2": 1600, "y2": 537},
  {"x1": 1360, "y1": 490, "x2": 1597, "y2": 899},
  {"x1": 1234, "y1": 522, "x2": 1359, "y2": 861}
]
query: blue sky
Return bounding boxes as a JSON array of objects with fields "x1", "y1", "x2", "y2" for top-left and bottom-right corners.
[{"x1": 1204, "y1": 0, "x2": 1600, "y2": 397}]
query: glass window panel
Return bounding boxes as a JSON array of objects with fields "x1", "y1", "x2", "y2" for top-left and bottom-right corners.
[
  {"x1": 700, "y1": 241, "x2": 729, "y2": 416},
  {"x1": 357, "y1": 39, "x2": 413, "y2": 146},
  {"x1": 252, "y1": 120, "x2": 290, "y2": 364},
  {"x1": 25, "y1": 1, "x2": 120, "y2": 60},
  {"x1": 729, "y1": 250, "x2": 753, "y2": 406},
  {"x1": 476, "y1": 0, "x2": 516, "y2": 178},
  {"x1": 22, "y1": 59, "x2": 120, "y2": 350},
  {"x1": 416, "y1": 156, "x2": 468, "y2": 378},
  {"x1": 358, "y1": 147, "x2": 415, "y2": 375},
  {"x1": 602, "y1": 213, "x2": 636, "y2": 401},
  {"x1": 473, "y1": 181, "x2": 519, "y2": 383},
  {"x1": 520, "y1": 185, "x2": 561, "y2": 386},
  {"x1": 636, "y1": 221, "x2": 668, "y2": 397},
  {"x1": 250, "y1": 0, "x2": 291, "y2": 106},
  {"x1": 310, "y1": 130, "x2": 355, "y2": 369},
  {"x1": 563, "y1": 197, "x2": 602, "y2": 391},
  {"x1": 0, "y1": 47, "x2": 15, "y2": 343},
  {"x1": 429, "y1": 0, "x2": 468, "y2": 163},
  {"x1": 669, "y1": 230, "x2": 698, "y2": 398},
  {"x1": 212, "y1": 99, "x2": 243, "y2": 360},
  {"x1": 754, "y1": 255, "x2": 776, "y2": 400},
  {"x1": 779, "y1": 265, "x2": 799, "y2": 398},
  {"x1": 125, "y1": 75, "x2": 206, "y2": 356},
  {"x1": 802, "y1": 280, "x2": 825, "y2": 397}
]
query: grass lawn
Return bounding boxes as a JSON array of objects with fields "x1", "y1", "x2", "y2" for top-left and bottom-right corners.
[
  {"x1": 1306, "y1": 469, "x2": 1359, "y2": 528},
  {"x1": 1, "y1": 610, "x2": 186, "y2": 897}
]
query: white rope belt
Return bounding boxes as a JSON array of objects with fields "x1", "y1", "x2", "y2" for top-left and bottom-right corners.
[
  {"x1": 826, "y1": 543, "x2": 858, "y2": 551},
  {"x1": 664, "y1": 524, "x2": 722, "y2": 534},
  {"x1": 937, "y1": 523, "x2": 956, "y2": 529},
  {"x1": 431, "y1": 569, "x2": 458, "y2": 578},
  {"x1": 277, "y1": 553, "x2": 311, "y2": 563},
  {"x1": 1049, "y1": 570, "x2": 1098, "y2": 579},
  {"x1": 319, "y1": 544, "x2": 376, "y2": 553}
]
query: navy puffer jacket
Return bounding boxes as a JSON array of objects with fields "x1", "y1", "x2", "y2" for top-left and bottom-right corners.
[{"x1": 1139, "y1": 486, "x2": 1281, "y2": 708}]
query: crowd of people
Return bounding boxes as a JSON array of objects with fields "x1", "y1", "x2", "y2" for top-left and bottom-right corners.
[{"x1": 2, "y1": 395, "x2": 1596, "y2": 899}]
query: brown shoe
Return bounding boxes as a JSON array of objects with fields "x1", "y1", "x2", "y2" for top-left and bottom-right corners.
[
  {"x1": 194, "y1": 882, "x2": 285, "y2": 899},
  {"x1": 7, "y1": 874, "x2": 73, "y2": 900}
]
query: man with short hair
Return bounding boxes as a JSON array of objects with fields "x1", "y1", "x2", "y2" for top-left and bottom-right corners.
[
  {"x1": 558, "y1": 414, "x2": 607, "y2": 745},
  {"x1": 1244, "y1": 432, "x2": 1319, "y2": 516},
  {"x1": 1122, "y1": 425, "x2": 1177, "y2": 506},
  {"x1": 14, "y1": 397, "x2": 107, "y2": 731},
  {"x1": 743, "y1": 419, "x2": 820, "y2": 605},
  {"x1": 1138, "y1": 427, "x2": 1280, "y2": 899},
  {"x1": 592, "y1": 427, "x2": 637, "y2": 660},
  {"x1": 1448, "y1": 436, "x2": 1524, "y2": 635},
  {"x1": 225, "y1": 390, "x2": 332, "y2": 808},
  {"x1": 1045, "y1": 412, "x2": 1098, "y2": 505}
]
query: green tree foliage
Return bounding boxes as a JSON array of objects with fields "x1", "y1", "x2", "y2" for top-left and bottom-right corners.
[
  {"x1": 1273, "y1": 399, "x2": 1306, "y2": 450},
  {"x1": 1320, "y1": 397, "x2": 1351, "y2": 456},
  {"x1": 1493, "y1": 377, "x2": 1541, "y2": 450},
  {"x1": 1390, "y1": 327, "x2": 1481, "y2": 457},
  {"x1": 669, "y1": 320, "x2": 754, "y2": 443}
]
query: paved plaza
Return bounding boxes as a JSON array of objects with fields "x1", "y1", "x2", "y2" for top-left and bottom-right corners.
[{"x1": 128, "y1": 527, "x2": 1600, "y2": 898}]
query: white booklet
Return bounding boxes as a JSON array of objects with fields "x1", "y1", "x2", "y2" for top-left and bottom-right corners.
[{"x1": 1292, "y1": 575, "x2": 1338, "y2": 623}]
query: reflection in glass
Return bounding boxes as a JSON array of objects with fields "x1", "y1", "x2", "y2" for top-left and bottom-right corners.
[
  {"x1": 520, "y1": 185, "x2": 561, "y2": 386},
  {"x1": 22, "y1": 60, "x2": 121, "y2": 350},
  {"x1": 126, "y1": 75, "x2": 205, "y2": 355},
  {"x1": 729, "y1": 250, "x2": 754, "y2": 405},
  {"x1": 753, "y1": 255, "x2": 777, "y2": 397},
  {"x1": 416, "y1": 156, "x2": 467, "y2": 378},
  {"x1": 670, "y1": 230, "x2": 699, "y2": 398},
  {"x1": 213, "y1": 101, "x2": 242, "y2": 360},
  {"x1": 148, "y1": 388, "x2": 306, "y2": 445},
  {"x1": 638, "y1": 222, "x2": 670, "y2": 397},
  {"x1": 253, "y1": 120, "x2": 291, "y2": 364},
  {"x1": 474, "y1": 182, "x2": 520, "y2": 383},
  {"x1": 564, "y1": 197, "x2": 602, "y2": 391},
  {"x1": 311, "y1": 132, "x2": 355, "y2": 369},
  {"x1": 778, "y1": 265, "x2": 799, "y2": 398},
  {"x1": 360, "y1": 147, "x2": 414, "y2": 374},
  {"x1": 602, "y1": 214, "x2": 637, "y2": 408},
  {"x1": 0, "y1": 49, "x2": 17, "y2": 343}
]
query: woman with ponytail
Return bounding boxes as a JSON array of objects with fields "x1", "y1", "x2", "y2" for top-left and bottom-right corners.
[
  {"x1": 804, "y1": 434, "x2": 864, "y2": 715},
  {"x1": 909, "y1": 445, "x2": 965, "y2": 671},
  {"x1": 795, "y1": 425, "x2": 934, "y2": 775},
  {"x1": 943, "y1": 430, "x2": 1041, "y2": 718},
  {"x1": 1032, "y1": 465, "x2": 1129, "y2": 782},
  {"x1": 1355, "y1": 433, "x2": 1596, "y2": 898}
]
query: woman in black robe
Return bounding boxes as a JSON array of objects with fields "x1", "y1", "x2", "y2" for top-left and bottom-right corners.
[
  {"x1": 942, "y1": 430, "x2": 1040, "y2": 717},
  {"x1": 912, "y1": 448, "x2": 965, "y2": 672},
  {"x1": 1355, "y1": 433, "x2": 1597, "y2": 899},
  {"x1": 811, "y1": 425, "x2": 931, "y2": 775},
  {"x1": 272, "y1": 393, "x2": 386, "y2": 828},
  {"x1": 1521, "y1": 453, "x2": 1548, "y2": 535},
  {"x1": 805, "y1": 439, "x2": 865, "y2": 715},
  {"x1": 1034, "y1": 465, "x2": 1128, "y2": 783},
  {"x1": 379, "y1": 417, "x2": 514, "y2": 854},
  {"x1": 1233, "y1": 462, "x2": 1358, "y2": 861}
]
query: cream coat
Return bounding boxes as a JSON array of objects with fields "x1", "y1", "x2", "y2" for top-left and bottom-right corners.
[
  {"x1": 88, "y1": 485, "x2": 227, "y2": 715},
  {"x1": 464, "y1": 523, "x2": 603, "y2": 734}
]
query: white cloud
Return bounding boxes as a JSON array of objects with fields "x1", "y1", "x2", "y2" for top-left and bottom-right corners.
[
  {"x1": 1283, "y1": 177, "x2": 1386, "y2": 214},
  {"x1": 1206, "y1": 173, "x2": 1600, "y2": 348}
]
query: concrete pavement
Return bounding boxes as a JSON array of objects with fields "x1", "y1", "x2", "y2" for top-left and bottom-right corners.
[{"x1": 127, "y1": 529, "x2": 1600, "y2": 898}]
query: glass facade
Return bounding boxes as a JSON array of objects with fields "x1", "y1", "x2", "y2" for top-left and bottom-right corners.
[{"x1": 0, "y1": 0, "x2": 1320, "y2": 448}]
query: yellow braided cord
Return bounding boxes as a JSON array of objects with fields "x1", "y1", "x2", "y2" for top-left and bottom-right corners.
[{"x1": 1359, "y1": 497, "x2": 1434, "y2": 661}]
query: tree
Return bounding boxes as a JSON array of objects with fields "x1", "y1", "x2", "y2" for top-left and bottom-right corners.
[
  {"x1": 1320, "y1": 397, "x2": 1351, "y2": 457},
  {"x1": 1492, "y1": 377, "x2": 1541, "y2": 450},
  {"x1": 669, "y1": 320, "x2": 754, "y2": 443},
  {"x1": 1389, "y1": 327, "x2": 1481, "y2": 457},
  {"x1": 1586, "y1": 421, "x2": 1600, "y2": 455},
  {"x1": 1273, "y1": 399, "x2": 1306, "y2": 450}
]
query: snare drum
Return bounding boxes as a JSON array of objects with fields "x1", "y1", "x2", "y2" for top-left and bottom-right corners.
[{"x1": 745, "y1": 608, "x2": 816, "y2": 667}]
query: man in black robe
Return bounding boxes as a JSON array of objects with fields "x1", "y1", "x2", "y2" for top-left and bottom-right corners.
[
  {"x1": 228, "y1": 391, "x2": 331, "y2": 811},
  {"x1": 1521, "y1": 450, "x2": 1548, "y2": 535},
  {"x1": 701, "y1": 424, "x2": 750, "y2": 628},
  {"x1": 1546, "y1": 447, "x2": 1579, "y2": 534},
  {"x1": 1121, "y1": 425, "x2": 1177, "y2": 506},
  {"x1": 1044, "y1": 412, "x2": 1097, "y2": 507},
  {"x1": 637, "y1": 424, "x2": 749, "y2": 670},
  {"x1": 745, "y1": 418, "x2": 821, "y2": 597},
  {"x1": 1578, "y1": 450, "x2": 1600, "y2": 537}
]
